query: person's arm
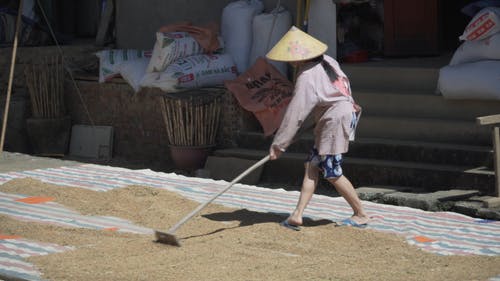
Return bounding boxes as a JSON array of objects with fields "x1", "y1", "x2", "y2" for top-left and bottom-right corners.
[{"x1": 270, "y1": 75, "x2": 318, "y2": 158}]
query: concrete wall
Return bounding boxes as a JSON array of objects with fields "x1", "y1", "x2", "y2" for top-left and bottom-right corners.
[
  {"x1": 65, "y1": 81, "x2": 244, "y2": 165},
  {"x1": 116, "y1": 0, "x2": 298, "y2": 49}
]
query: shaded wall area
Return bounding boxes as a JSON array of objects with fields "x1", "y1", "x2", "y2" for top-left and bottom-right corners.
[
  {"x1": 0, "y1": 45, "x2": 100, "y2": 153},
  {"x1": 115, "y1": 0, "x2": 298, "y2": 49}
]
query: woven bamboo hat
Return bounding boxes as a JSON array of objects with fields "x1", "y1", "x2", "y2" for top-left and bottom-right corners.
[{"x1": 266, "y1": 26, "x2": 328, "y2": 62}]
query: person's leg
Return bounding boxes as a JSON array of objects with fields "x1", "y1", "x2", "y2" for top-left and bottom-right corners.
[
  {"x1": 329, "y1": 175, "x2": 369, "y2": 224},
  {"x1": 286, "y1": 161, "x2": 319, "y2": 226}
]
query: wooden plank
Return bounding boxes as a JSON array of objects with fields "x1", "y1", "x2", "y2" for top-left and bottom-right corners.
[{"x1": 477, "y1": 114, "x2": 500, "y2": 126}]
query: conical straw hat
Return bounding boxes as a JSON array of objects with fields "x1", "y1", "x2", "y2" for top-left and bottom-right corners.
[{"x1": 266, "y1": 26, "x2": 328, "y2": 62}]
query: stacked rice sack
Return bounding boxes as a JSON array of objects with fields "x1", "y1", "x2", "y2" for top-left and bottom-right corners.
[
  {"x1": 96, "y1": 31, "x2": 237, "y2": 93},
  {"x1": 95, "y1": 0, "x2": 293, "y2": 93},
  {"x1": 141, "y1": 31, "x2": 238, "y2": 93},
  {"x1": 221, "y1": 0, "x2": 291, "y2": 76},
  {"x1": 96, "y1": 49, "x2": 151, "y2": 85},
  {"x1": 437, "y1": 6, "x2": 500, "y2": 100},
  {"x1": 221, "y1": 0, "x2": 294, "y2": 136}
]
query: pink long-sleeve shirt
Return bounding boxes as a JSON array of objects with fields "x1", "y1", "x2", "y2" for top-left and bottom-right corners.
[{"x1": 271, "y1": 55, "x2": 360, "y2": 156}]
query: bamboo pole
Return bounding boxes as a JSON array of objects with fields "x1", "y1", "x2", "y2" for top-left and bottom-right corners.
[
  {"x1": 160, "y1": 98, "x2": 172, "y2": 144},
  {"x1": 207, "y1": 102, "x2": 212, "y2": 144},
  {"x1": 165, "y1": 99, "x2": 175, "y2": 144},
  {"x1": 189, "y1": 98, "x2": 194, "y2": 146},
  {"x1": 177, "y1": 99, "x2": 186, "y2": 146},
  {"x1": 214, "y1": 98, "x2": 220, "y2": 143},
  {"x1": 202, "y1": 103, "x2": 205, "y2": 145},
  {"x1": 30, "y1": 65, "x2": 38, "y2": 118},
  {"x1": 206, "y1": 98, "x2": 211, "y2": 145},
  {"x1": 43, "y1": 62, "x2": 50, "y2": 117},
  {"x1": 169, "y1": 99, "x2": 176, "y2": 145},
  {"x1": 214, "y1": 96, "x2": 219, "y2": 142},
  {"x1": 164, "y1": 99, "x2": 174, "y2": 144},
  {"x1": 25, "y1": 68, "x2": 34, "y2": 117},
  {"x1": 209, "y1": 99, "x2": 217, "y2": 144},
  {"x1": 38, "y1": 64, "x2": 44, "y2": 117},
  {"x1": 213, "y1": 100, "x2": 219, "y2": 144},
  {"x1": 199, "y1": 96, "x2": 202, "y2": 146},
  {"x1": 0, "y1": 0, "x2": 24, "y2": 153},
  {"x1": 43, "y1": 63, "x2": 48, "y2": 117},
  {"x1": 53, "y1": 57, "x2": 57, "y2": 116},
  {"x1": 48, "y1": 59, "x2": 53, "y2": 117},
  {"x1": 59, "y1": 55, "x2": 64, "y2": 114},
  {"x1": 47, "y1": 58, "x2": 51, "y2": 117},
  {"x1": 193, "y1": 99, "x2": 197, "y2": 146},
  {"x1": 170, "y1": 99, "x2": 179, "y2": 145},
  {"x1": 196, "y1": 103, "x2": 200, "y2": 147}
]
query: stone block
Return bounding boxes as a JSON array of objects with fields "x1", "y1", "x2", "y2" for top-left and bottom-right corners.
[
  {"x1": 381, "y1": 189, "x2": 478, "y2": 212},
  {"x1": 469, "y1": 196, "x2": 500, "y2": 208},
  {"x1": 69, "y1": 125, "x2": 113, "y2": 159},
  {"x1": 356, "y1": 186, "x2": 399, "y2": 201},
  {"x1": 453, "y1": 201, "x2": 483, "y2": 217}
]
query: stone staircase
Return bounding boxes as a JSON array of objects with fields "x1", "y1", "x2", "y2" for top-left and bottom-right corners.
[{"x1": 211, "y1": 55, "x2": 500, "y2": 218}]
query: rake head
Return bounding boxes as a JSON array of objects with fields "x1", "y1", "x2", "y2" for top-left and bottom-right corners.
[{"x1": 155, "y1": 230, "x2": 181, "y2": 247}]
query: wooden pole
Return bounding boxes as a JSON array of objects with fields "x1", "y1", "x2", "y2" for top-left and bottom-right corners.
[
  {"x1": 477, "y1": 114, "x2": 500, "y2": 197},
  {"x1": 1, "y1": 0, "x2": 24, "y2": 154}
]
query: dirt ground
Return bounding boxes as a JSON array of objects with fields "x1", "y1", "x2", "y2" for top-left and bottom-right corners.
[{"x1": 1, "y1": 178, "x2": 500, "y2": 281}]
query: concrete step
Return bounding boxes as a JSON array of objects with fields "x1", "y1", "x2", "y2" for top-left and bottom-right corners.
[
  {"x1": 354, "y1": 89, "x2": 500, "y2": 121},
  {"x1": 213, "y1": 148, "x2": 495, "y2": 195},
  {"x1": 356, "y1": 116, "x2": 491, "y2": 146},
  {"x1": 342, "y1": 62, "x2": 440, "y2": 92},
  {"x1": 346, "y1": 67, "x2": 437, "y2": 92},
  {"x1": 234, "y1": 106, "x2": 493, "y2": 147},
  {"x1": 235, "y1": 132, "x2": 493, "y2": 167}
]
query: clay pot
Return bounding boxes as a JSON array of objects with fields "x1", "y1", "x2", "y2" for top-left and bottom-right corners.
[{"x1": 168, "y1": 145, "x2": 214, "y2": 171}]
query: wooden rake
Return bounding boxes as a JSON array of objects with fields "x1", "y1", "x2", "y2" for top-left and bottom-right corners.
[{"x1": 155, "y1": 155, "x2": 270, "y2": 246}]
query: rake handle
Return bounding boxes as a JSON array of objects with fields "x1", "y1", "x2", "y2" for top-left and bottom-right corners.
[{"x1": 167, "y1": 155, "x2": 270, "y2": 233}]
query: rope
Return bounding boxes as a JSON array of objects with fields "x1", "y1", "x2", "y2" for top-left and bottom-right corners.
[
  {"x1": 35, "y1": 0, "x2": 96, "y2": 127},
  {"x1": 265, "y1": 0, "x2": 282, "y2": 51}
]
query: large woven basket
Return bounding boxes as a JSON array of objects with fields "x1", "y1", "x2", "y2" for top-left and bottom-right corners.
[{"x1": 159, "y1": 89, "x2": 223, "y2": 170}]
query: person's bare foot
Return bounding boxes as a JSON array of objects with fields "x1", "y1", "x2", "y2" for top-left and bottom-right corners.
[
  {"x1": 280, "y1": 213, "x2": 302, "y2": 231},
  {"x1": 286, "y1": 212, "x2": 303, "y2": 226},
  {"x1": 350, "y1": 215, "x2": 369, "y2": 225}
]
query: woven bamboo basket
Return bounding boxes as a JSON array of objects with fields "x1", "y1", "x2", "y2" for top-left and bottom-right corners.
[{"x1": 159, "y1": 89, "x2": 223, "y2": 170}]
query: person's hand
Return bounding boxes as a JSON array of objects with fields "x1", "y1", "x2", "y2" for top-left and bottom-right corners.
[{"x1": 269, "y1": 145, "x2": 282, "y2": 160}]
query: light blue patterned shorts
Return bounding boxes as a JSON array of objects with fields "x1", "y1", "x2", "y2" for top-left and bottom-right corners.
[{"x1": 306, "y1": 148, "x2": 343, "y2": 179}]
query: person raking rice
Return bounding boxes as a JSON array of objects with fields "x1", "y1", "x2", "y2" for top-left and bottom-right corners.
[{"x1": 266, "y1": 26, "x2": 370, "y2": 231}]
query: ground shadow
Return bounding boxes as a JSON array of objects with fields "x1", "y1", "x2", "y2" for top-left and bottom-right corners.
[
  {"x1": 180, "y1": 209, "x2": 334, "y2": 241},
  {"x1": 203, "y1": 208, "x2": 334, "y2": 228}
]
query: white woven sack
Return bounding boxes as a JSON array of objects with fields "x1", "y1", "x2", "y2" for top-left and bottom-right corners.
[
  {"x1": 451, "y1": 32, "x2": 500, "y2": 65},
  {"x1": 459, "y1": 7, "x2": 500, "y2": 41},
  {"x1": 438, "y1": 60, "x2": 500, "y2": 100},
  {"x1": 96, "y1": 49, "x2": 150, "y2": 83},
  {"x1": 249, "y1": 6, "x2": 291, "y2": 76},
  {"x1": 221, "y1": 0, "x2": 264, "y2": 74},
  {"x1": 147, "y1": 32, "x2": 204, "y2": 73},
  {"x1": 117, "y1": 57, "x2": 149, "y2": 93},
  {"x1": 141, "y1": 54, "x2": 238, "y2": 92}
]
